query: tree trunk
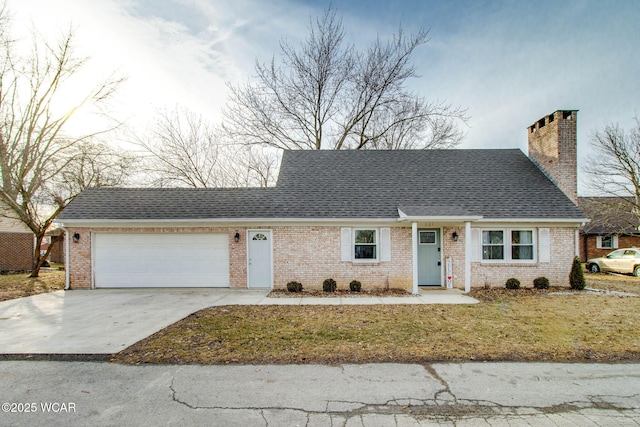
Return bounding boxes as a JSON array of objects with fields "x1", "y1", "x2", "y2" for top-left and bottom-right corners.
[{"x1": 29, "y1": 233, "x2": 45, "y2": 278}]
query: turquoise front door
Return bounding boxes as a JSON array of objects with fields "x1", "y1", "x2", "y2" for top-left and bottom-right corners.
[{"x1": 417, "y1": 229, "x2": 442, "y2": 286}]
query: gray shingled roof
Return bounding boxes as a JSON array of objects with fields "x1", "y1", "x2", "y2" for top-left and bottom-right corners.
[{"x1": 59, "y1": 149, "x2": 586, "y2": 221}]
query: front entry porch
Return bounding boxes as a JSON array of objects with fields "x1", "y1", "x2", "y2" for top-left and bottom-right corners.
[
  {"x1": 417, "y1": 228, "x2": 442, "y2": 287},
  {"x1": 409, "y1": 221, "x2": 473, "y2": 294}
]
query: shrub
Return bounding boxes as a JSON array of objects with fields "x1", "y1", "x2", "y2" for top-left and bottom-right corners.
[
  {"x1": 349, "y1": 280, "x2": 362, "y2": 292},
  {"x1": 322, "y1": 278, "x2": 337, "y2": 292},
  {"x1": 533, "y1": 277, "x2": 550, "y2": 290},
  {"x1": 505, "y1": 278, "x2": 521, "y2": 290},
  {"x1": 286, "y1": 281, "x2": 303, "y2": 293},
  {"x1": 569, "y1": 257, "x2": 586, "y2": 290}
]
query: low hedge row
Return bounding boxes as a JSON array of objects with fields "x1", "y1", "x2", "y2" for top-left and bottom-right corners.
[{"x1": 285, "y1": 279, "x2": 364, "y2": 293}]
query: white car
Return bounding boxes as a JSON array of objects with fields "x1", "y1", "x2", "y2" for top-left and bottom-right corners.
[{"x1": 587, "y1": 248, "x2": 640, "y2": 276}]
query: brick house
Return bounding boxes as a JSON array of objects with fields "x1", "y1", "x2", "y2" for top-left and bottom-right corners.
[
  {"x1": 58, "y1": 110, "x2": 587, "y2": 292},
  {"x1": 0, "y1": 214, "x2": 34, "y2": 273},
  {"x1": 578, "y1": 197, "x2": 640, "y2": 261}
]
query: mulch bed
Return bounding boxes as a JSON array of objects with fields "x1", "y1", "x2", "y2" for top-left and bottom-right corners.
[{"x1": 268, "y1": 288, "x2": 415, "y2": 298}]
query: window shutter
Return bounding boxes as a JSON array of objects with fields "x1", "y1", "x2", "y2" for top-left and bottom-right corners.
[
  {"x1": 471, "y1": 228, "x2": 481, "y2": 262},
  {"x1": 539, "y1": 228, "x2": 550, "y2": 263},
  {"x1": 596, "y1": 236, "x2": 602, "y2": 249},
  {"x1": 613, "y1": 235, "x2": 619, "y2": 249},
  {"x1": 341, "y1": 228, "x2": 352, "y2": 262},
  {"x1": 380, "y1": 228, "x2": 391, "y2": 262}
]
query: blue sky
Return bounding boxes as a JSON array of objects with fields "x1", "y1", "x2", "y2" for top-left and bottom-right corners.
[{"x1": 11, "y1": 0, "x2": 640, "y2": 193}]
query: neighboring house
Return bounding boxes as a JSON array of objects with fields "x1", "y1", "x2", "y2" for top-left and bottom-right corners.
[
  {"x1": 578, "y1": 197, "x2": 640, "y2": 261},
  {"x1": 58, "y1": 110, "x2": 587, "y2": 292},
  {"x1": 0, "y1": 212, "x2": 34, "y2": 273},
  {"x1": 41, "y1": 229, "x2": 66, "y2": 264}
]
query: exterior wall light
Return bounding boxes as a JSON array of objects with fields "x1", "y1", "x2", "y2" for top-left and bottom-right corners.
[
  {"x1": 234, "y1": 232, "x2": 240, "y2": 243},
  {"x1": 72, "y1": 232, "x2": 80, "y2": 243},
  {"x1": 452, "y1": 231, "x2": 458, "y2": 242}
]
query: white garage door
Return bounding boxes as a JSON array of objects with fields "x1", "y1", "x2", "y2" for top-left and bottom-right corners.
[{"x1": 94, "y1": 233, "x2": 229, "y2": 288}]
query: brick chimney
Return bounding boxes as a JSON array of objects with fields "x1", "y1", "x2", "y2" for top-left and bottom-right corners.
[{"x1": 527, "y1": 110, "x2": 578, "y2": 203}]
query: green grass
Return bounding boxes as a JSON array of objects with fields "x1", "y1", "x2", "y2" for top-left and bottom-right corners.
[
  {"x1": 115, "y1": 287, "x2": 640, "y2": 365},
  {"x1": 0, "y1": 270, "x2": 65, "y2": 302}
]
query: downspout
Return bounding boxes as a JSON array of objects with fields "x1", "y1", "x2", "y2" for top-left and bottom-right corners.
[
  {"x1": 464, "y1": 221, "x2": 471, "y2": 293},
  {"x1": 61, "y1": 226, "x2": 70, "y2": 290},
  {"x1": 412, "y1": 222, "x2": 418, "y2": 294}
]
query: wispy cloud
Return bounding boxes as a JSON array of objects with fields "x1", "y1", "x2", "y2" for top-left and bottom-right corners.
[{"x1": 9, "y1": 0, "x2": 639, "y2": 192}]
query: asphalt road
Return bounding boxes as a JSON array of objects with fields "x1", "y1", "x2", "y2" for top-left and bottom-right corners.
[{"x1": 0, "y1": 361, "x2": 638, "y2": 426}]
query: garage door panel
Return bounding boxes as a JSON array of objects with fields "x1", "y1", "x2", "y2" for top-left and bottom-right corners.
[{"x1": 94, "y1": 233, "x2": 229, "y2": 288}]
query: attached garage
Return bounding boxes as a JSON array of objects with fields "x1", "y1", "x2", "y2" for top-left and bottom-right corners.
[{"x1": 93, "y1": 233, "x2": 229, "y2": 288}]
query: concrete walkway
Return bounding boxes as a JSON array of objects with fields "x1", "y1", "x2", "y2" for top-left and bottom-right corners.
[{"x1": 0, "y1": 288, "x2": 477, "y2": 355}]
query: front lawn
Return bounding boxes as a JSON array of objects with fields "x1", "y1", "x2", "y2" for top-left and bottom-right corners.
[
  {"x1": 114, "y1": 276, "x2": 640, "y2": 365},
  {"x1": 0, "y1": 270, "x2": 65, "y2": 302}
]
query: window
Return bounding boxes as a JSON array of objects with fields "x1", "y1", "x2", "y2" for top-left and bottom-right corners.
[
  {"x1": 511, "y1": 230, "x2": 534, "y2": 260},
  {"x1": 601, "y1": 235, "x2": 613, "y2": 249},
  {"x1": 482, "y1": 230, "x2": 504, "y2": 260},
  {"x1": 354, "y1": 229, "x2": 377, "y2": 260},
  {"x1": 607, "y1": 249, "x2": 624, "y2": 259},
  {"x1": 597, "y1": 235, "x2": 618, "y2": 249},
  {"x1": 481, "y1": 229, "x2": 535, "y2": 262},
  {"x1": 419, "y1": 231, "x2": 436, "y2": 244}
]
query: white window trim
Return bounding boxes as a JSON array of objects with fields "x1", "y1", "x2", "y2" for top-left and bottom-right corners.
[
  {"x1": 596, "y1": 235, "x2": 618, "y2": 249},
  {"x1": 353, "y1": 228, "x2": 379, "y2": 263},
  {"x1": 480, "y1": 228, "x2": 537, "y2": 264}
]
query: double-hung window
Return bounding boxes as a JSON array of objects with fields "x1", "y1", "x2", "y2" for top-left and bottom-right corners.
[
  {"x1": 482, "y1": 230, "x2": 504, "y2": 260},
  {"x1": 354, "y1": 229, "x2": 377, "y2": 260},
  {"x1": 482, "y1": 229, "x2": 535, "y2": 262},
  {"x1": 341, "y1": 227, "x2": 390, "y2": 263},
  {"x1": 596, "y1": 235, "x2": 617, "y2": 249}
]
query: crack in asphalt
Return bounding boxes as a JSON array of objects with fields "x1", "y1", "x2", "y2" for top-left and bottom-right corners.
[{"x1": 167, "y1": 368, "x2": 640, "y2": 425}]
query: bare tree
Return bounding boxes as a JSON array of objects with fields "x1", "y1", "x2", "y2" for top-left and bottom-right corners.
[
  {"x1": 222, "y1": 145, "x2": 280, "y2": 187},
  {"x1": 584, "y1": 117, "x2": 640, "y2": 227},
  {"x1": 135, "y1": 106, "x2": 222, "y2": 188},
  {"x1": 135, "y1": 105, "x2": 278, "y2": 188},
  {"x1": 0, "y1": 5, "x2": 130, "y2": 277},
  {"x1": 223, "y1": 8, "x2": 467, "y2": 151}
]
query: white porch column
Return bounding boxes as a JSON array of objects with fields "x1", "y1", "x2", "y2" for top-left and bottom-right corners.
[
  {"x1": 412, "y1": 222, "x2": 419, "y2": 294},
  {"x1": 464, "y1": 221, "x2": 471, "y2": 293},
  {"x1": 574, "y1": 229, "x2": 580, "y2": 257}
]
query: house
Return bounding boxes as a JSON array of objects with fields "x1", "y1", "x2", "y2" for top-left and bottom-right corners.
[
  {"x1": 41, "y1": 228, "x2": 66, "y2": 264},
  {"x1": 578, "y1": 197, "x2": 640, "y2": 261},
  {"x1": 57, "y1": 110, "x2": 587, "y2": 292},
  {"x1": 0, "y1": 211, "x2": 34, "y2": 273}
]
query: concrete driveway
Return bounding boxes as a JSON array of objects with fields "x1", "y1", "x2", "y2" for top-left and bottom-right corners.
[
  {"x1": 0, "y1": 288, "x2": 477, "y2": 355},
  {"x1": 0, "y1": 289, "x2": 270, "y2": 354}
]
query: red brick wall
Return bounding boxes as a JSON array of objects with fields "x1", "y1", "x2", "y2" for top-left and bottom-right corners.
[
  {"x1": 581, "y1": 234, "x2": 640, "y2": 261},
  {"x1": 0, "y1": 232, "x2": 34, "y2": 272},
  {"x1": 48, "y1": 235, "x2": 65, "y2": 264}
]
